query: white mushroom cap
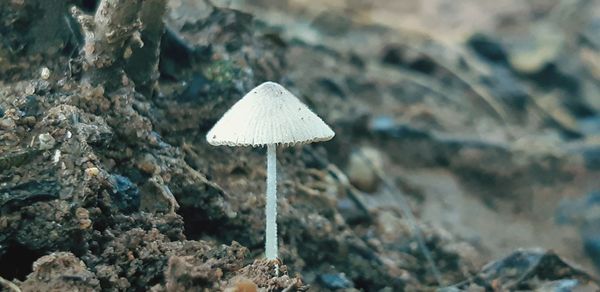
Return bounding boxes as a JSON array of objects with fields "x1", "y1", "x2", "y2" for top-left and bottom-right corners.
[{"x1": 206, "y1": 81, "x2": 335, "y2": 147}]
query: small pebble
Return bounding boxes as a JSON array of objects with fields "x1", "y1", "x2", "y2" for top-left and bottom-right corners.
[
  {"x1": 22, "y1": 116, "x2": 36, "y2": 126},
  {"x1": 123, "y1": 46, "x2": 133, "y2": 59},
  {"x1": 347, "y1": 147, "x2": 383, "y2": 193},
  {"x1": 52, "y1": 150, "x2": 61, "y2": 164},
  {"x1": 25, "y1": 83, "x2": 35, "y2": 95},
  {"x1": 138, "y1": 154, "x2": 158, "y2": 174},
  {"x1": 85, "y1": 167, "x2": 100, "y2": 177},
  {"x1": 0, "y1": 118, "x2": 16, "y2": 130},
  {"x1": 75, "y1": 207, "x2": 91, "y2": 229},
  {"x1": 40, "y1": 67, "x2": 51, "y2": 80},
  {"x1": 38, "y1": 132, "x2": 56, "y2": 150}
]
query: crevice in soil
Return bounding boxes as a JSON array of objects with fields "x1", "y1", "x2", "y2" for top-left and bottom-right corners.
[{"x1": 0, "y1": 242, "x2": 44, "y2": 281}]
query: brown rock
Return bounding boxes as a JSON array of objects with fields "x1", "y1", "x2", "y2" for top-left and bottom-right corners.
[{"x1": 20, "y1": 252, "x2": 100, "y2": 292}]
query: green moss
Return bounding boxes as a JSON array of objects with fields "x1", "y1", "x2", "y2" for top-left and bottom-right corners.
[{"x1": 202, "y1": 60, "x2": 241, "y2": 86}]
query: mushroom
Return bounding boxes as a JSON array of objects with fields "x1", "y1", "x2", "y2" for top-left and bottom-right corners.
[{"x1": 206, "y1": 81, "x2": 334, "y2": 261}]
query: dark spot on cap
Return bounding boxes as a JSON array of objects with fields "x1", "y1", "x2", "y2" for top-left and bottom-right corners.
[{"x1": 213, "y1": 135, "x2": 217, "y2": 139}]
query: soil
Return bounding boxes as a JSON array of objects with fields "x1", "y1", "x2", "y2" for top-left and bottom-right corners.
[{"x1": 1, "y1": 0, "x2": 599, "y2": 291}]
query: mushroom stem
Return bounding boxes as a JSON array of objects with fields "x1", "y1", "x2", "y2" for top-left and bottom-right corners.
[{"x1": 265, "y1": 143, "x2": 278, "y2": 260}]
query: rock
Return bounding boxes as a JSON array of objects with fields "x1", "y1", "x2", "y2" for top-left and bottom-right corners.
[
  {"x1": 40, "y1": 67, "x2": 50, "y2": 80},
  {"x1": 167, "y1": 0, "x2": 213, "y2": 31},
  {"x1": 507, "y1": 24, "x2": 564, "y2": 75},
  {"x1": 461, "y1": 248, "x2": 599, "y2": 291},
  {"x1": 148, "y1": 131, "x2": 170, "y2": 149},
  {"x1": 20, "y1": 252, "x2": 100, "y2": 292},
  {"x1": 370, "y1": 115, "x2": 396, "y2": 133},
  {"x1": 317, "y1": 273, "x2": 354, "y2": 289},
  {"x1": 108, "y1": 174, "x2": 141, "y2": 214},
  {"x1": 75, "y1": 207, "x2": 92, "y2": 230},
  {"x1": 0, "y1": 180, "x2": 60, "y2": 213},
  {"x1": 25, "y1": 83, "x2": 36, "y2": 95},
  {"x1": 369, "y1": 116, "x2": 432, "y2": 140},
  {"x1": 346, "y1": 147, "x2": 383, "y2": 193},
  {"x1": 38, "y1": 133, "x2": 56, "y2": 150},
  {"x1": 84, "y1": 167, "x2": 100, "y2": 177},
  {"x1": 138, "y1": 153, "x2": 159, "y2": 175},
  {"x1": 0, "y1": 118, "x2": 16, "y2": 130},
  {"x1": 140, "y1": 176, "x2": 179, "y2": 214}
]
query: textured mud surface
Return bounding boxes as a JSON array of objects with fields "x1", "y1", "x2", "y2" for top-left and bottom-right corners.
[{"x1": 1, "y1": 0, "x2": 600, "y2": 291}]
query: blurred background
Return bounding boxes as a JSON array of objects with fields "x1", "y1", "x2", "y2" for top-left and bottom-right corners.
[{"x1": 208, "y1": 0, "x2": 600, "y2": 274}]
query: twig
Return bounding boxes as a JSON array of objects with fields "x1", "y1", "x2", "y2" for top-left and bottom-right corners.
[
  {"x1": 124, "y1": 0, "x2": 168, "y2": 95},
  {"x1": 147, "y1": 175, "x2": 180, "y2": 214},
  {"x1": 378, "y1": 64, "x2": 478, "y2": 109},
  {"x1": 303, "y1": 149, "x2": 370, "y2": 217},
  {"x1": 367, "y1": 23, "x2": 511, "y2": 127},
  {"x1": 408, "y1": 45, "x2": 510, "y2": 126},
  {"x1": 355, "y1": 149, "x2": 445, "y2": 287},
  {"x1": 71, "y1": 0, "x2": 143, "y2": 90}
]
